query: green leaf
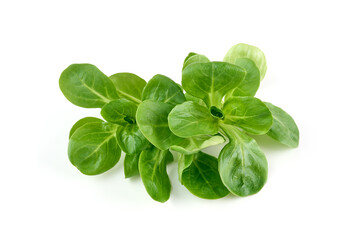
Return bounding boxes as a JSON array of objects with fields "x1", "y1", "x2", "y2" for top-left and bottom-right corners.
[
  {"x1": 264, "y1": 102, "x2": 299, "y2": 148},
  {"x1": 100, "y1": 99, "x2": 137, "y2": 125},
  {"x1": 139, "y1": 146, "x2": 172, "y2": 203},
  {"x1": 69, "y1": 117, "x2": 103, "y2": 138},
  {"x1": 223, "y1": 96, "x2": 273, "y2": 135},
  {"x1": 219, "y1": 124, "x2": 267, "y2": 196},
  {"x1": 168, "y1": 101, "x2": 219, "y2": 138},
  {"x1": 225, "y1": 58, "x2": 260, "y2": 98},
  {"x1": 170, "y1": 134, "x2": 225, "y2": 154},
  {"x1": 116, "y1": 123, "x2": 149, "y2": 155},
  {"x1": 142, "y1": 74, "x2": 186, "y2": 106},
  {"x1": 185, "y1": 93, "x2": 207, "y2": 107},
  {"x1": 182, "y1": 62, "x2": 246, "y2": 108},
  {"x1": 179, "y1": 152, "x2": 229, "y2": 199},
  {"x1": 183, "y1": 52, "x2": 210, "y2": 70},
  {"x1": 124, "y1": 153, "x2": 140, "y2": 178},
  {"x1": 109, "y1": 73, "x2": 146, "y2": 105},
  {"x1": 59, "y1": 64, "x2": 119, "y2": 108},
  {"x1": 224, "y1": 43, "x2": 267, "y2": 81},
  {"x1": 68, "y1": 122, "x2": 121, "y2": 175},
  {"x1": 136, "y1": 100, "x2": 183, "y2": 150},
  {"x1": 177, "y1": 153, "x2": 192, "y2": 183}
]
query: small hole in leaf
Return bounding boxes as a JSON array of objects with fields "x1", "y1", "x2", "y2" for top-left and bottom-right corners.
[{"x1": 210, "y1": 106, "x2": 224, "y2": 119}]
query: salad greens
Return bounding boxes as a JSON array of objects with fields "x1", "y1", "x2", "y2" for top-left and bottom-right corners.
[{"x1": 60, "y1": 43, "x2": 299, "y2": 202}]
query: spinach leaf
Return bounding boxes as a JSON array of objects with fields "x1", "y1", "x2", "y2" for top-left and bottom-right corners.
[
  {"x1": 264, "y1": 102, "x2": 299, "y2": 147},
  {"x1": 69, "y1": 117, "x2": 103, "y2": 138},
  {"x1": 168, "y1": 101, "x2": 219, "y2": 137},
  {"x1": 100, "y1": 99, "x2": 137, "y2": 125},
  {"x1": 219, "y1": 124, "x2": 268, "y2": 196},
  {"x1": 223, "y1": 96, "x2": 273, "y2": 135},
  {"x1": 68, "y1": 122, "x2": 121, "y2": 175},
  {"x1": 136, "y1": 100, "x2": 183, "y2": 150},
  {"x1": 170, "y1": 134, "x2": 225, "y2": 155},
  {"x1": 179, "y1": 152, "x2": 229, "y2": 199},
  {"x1": 139, "y1": 146, "x2": 172, "y2": 202},
  {"x1": 182, "y1": 52, "x2": 210, "y2": 70},
  {"x1": 116, "y1": 123, "x2": 149, "y2": 154},
  {"x1": 225, "y1": 58, "x2": 260, "y2": 98},
  {"x1": 59, "y1": 64, "x2": 119, "y2": 108},
  {"x1": 224, "y1": 43, "x2": 267, "y2": 81},
  {"x1": 182, "y1": 62, "x2": 246, "y2": 108},
  {"x1": 109, "y1": 73, "x2": 146, "y2": 105},
  {"x1": 124, "y1": 153, "x2": 140, "y2": 178},
  {"x1": 142, "y1": 74, "x2": 186, "y2": 106}
]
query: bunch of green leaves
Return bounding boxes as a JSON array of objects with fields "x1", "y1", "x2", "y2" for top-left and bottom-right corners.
[{"x1": 59, "y1": 43, "x2": 299, "y2": 202}]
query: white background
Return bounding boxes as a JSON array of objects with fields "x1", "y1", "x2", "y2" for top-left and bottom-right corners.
[{"x1": 1, "y1": 0, "x2": 359, "y2": 239}]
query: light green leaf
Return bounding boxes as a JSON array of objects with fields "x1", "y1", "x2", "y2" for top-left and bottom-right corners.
[
  {"x1": 109, "y1": 73, "x2": 146, "y2": 105},
  {"x1": 100, "y1": 99, "x2": 137, "y2": 125},
  {"x1": 136, "y1": 100, "x2": 183, "y2": 150},
  {"x1": 59, "y1": 64, "x2": 119, "y2": 108},
  {"x1": 183, "y1": 52, "x2": 210, "y2": 70},
  {"x1": 116, "y1": 123, "x2": 149, "y2": 155},
  {"x1": 185, "y1": 93, "x2": 207, "y2": 107},
  {"x1": 124, "y1": 153, "x2": 140, "y2": 178},
  {"x1": 224, "y1": 43, "x2": 267, "y2": 81},
  {"x1": 179, "y1": 152, "x2": 229, "y2": 199},
  {"x1": 170, "y1": 134, "x2": 225, "y2": 155},
  {"x1": 264, "y1": 102, "x2": 299, "y2": 148},
  {"x1": 223, "y1": 96, "x2": 273, "y2": 135},
  {"x1": 219, "y1": 124, "x2": 267, "y2": 196},
  {"x1": 168, "y1": 101, "x2": 219, "y2": 138},
  {"x1": 69, "y1": 117, "x2": 103, "y2": 138},
  {"x1": 68, "y1": 122, "x2": 121, "y2": 175},
  {"x1": 139, "y1": 146, "x2": 172, "y2": 203},
  {"x1": 142, "y1": 74, "x2": 185, "y2": 106},
  {"x1": 182, "y1": 62, "x2": 246, "y2": 108},
  {"x1": 225, "y1": 58, "x2": 260, "y2": 98}
]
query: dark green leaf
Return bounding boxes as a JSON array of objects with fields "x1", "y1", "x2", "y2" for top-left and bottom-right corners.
[
  {"x1": 142, "y1": 74, "x2": 185, "y2": 106},
  {"x1": 179, "y1": 152, "x2": 229, "y2": 199},
  {"x1": 68, "y1": 122, "x2": 121, "y2": 175},
  {"x1": 170, "y1": 134, "x2": 225, "y2": 155},
  {"x1": 219, "y1": 124, "x2": 267, "y2": 196},
  {"x1": 182, "y1": 62, "x2": 246, "y2": 108},
  {"x1": 59, "y1": 64, "x2": 119, "y2": 108},
  {"x1": 265, "y1": 102, "x2": 299, "y2": 147},
  {"x1": 69, "y1": 117, "x2": 103, "y2": 139},
  {"x1": 224, "y1": 43, "x2": 267, "y2": 81},
  {"x1": 100, "y1": 99, "x2": 137, "y2": 125},
  {"x1": 168, "y1": 101, "x2": 219, "y2": 137},
  {"x1": 116, "y1": 123, "x2": 149, "y2": 154},
  {"x1": 223, "y1": 96, "x2": 273, "y2": 135},
  {"x1": 136, "y1": 100, "x2": 184, "y2": 150},
  {"x1": 109, "y1": 73, "x2": 146, "y2": 105},
  {"x1": 124, "y1": 153, "x2": 140, "y2": 178},
  {"x1": 139, "y1": 146, "x2": 172, "y2": 203}
]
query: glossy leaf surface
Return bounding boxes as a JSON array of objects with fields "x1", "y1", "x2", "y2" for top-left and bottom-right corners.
[
  {"x1": 139, "y1": 146, "x2": 172, "y2": 202},
  {"x1": 142, "y1": 74, "x2": 185, "y2": 106},
  {"x1": 219, "y1": 124, "x2": 267, "y2": 196},
  {"x1": 68, "y1": 122, "x2": 121, "y2": 175},
  {"x1": 223, "y1": 96, "x2": 273, "y2": 135},
  {"x1": 109, "y1": 73, "x2": 146, "y2": 104},
  {"x1": 116, "y1": 123, "x2": 149, "y2": 154},
  {"x1": 69, "y1": 117, "x2": 103, "y2": 138},
  {"x1": 180, "y1": 152, "x2": 229, "y2": 199},
  {"x1": 168, "y1": 101, "x2": 219, "y2": 137},
  {"x1": 124, "y1": 153, "x2": 140, "y2": 178},
  {"x1": 136, "y1": 100, "x2": 183, "y2": 150},
  {"x1": 182, "y1": 62, "x2": 246, "y2": 108},
  {"x1": 170, "y1": 134, "x2": 225, "y2": 155},
  {"x1": 224, "y1": 43, "x2": 267, "y2": 81},
  {"x1": 265, "y1": 102, "x2": 299, "y2": 147},
  {"x1": 182, "y1": 52, "x2": 210, "y2": 70},
  {"x1": 59, "y1": 64, "x2": 119, "y2": 108},
  {"x1": 100, "y1": 99, "x2": 137, "y2": 125}
]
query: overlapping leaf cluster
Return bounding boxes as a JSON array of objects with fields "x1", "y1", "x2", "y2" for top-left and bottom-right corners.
[{"x1": 59, "y1": 43, "x2": 299, "y2": 202}]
